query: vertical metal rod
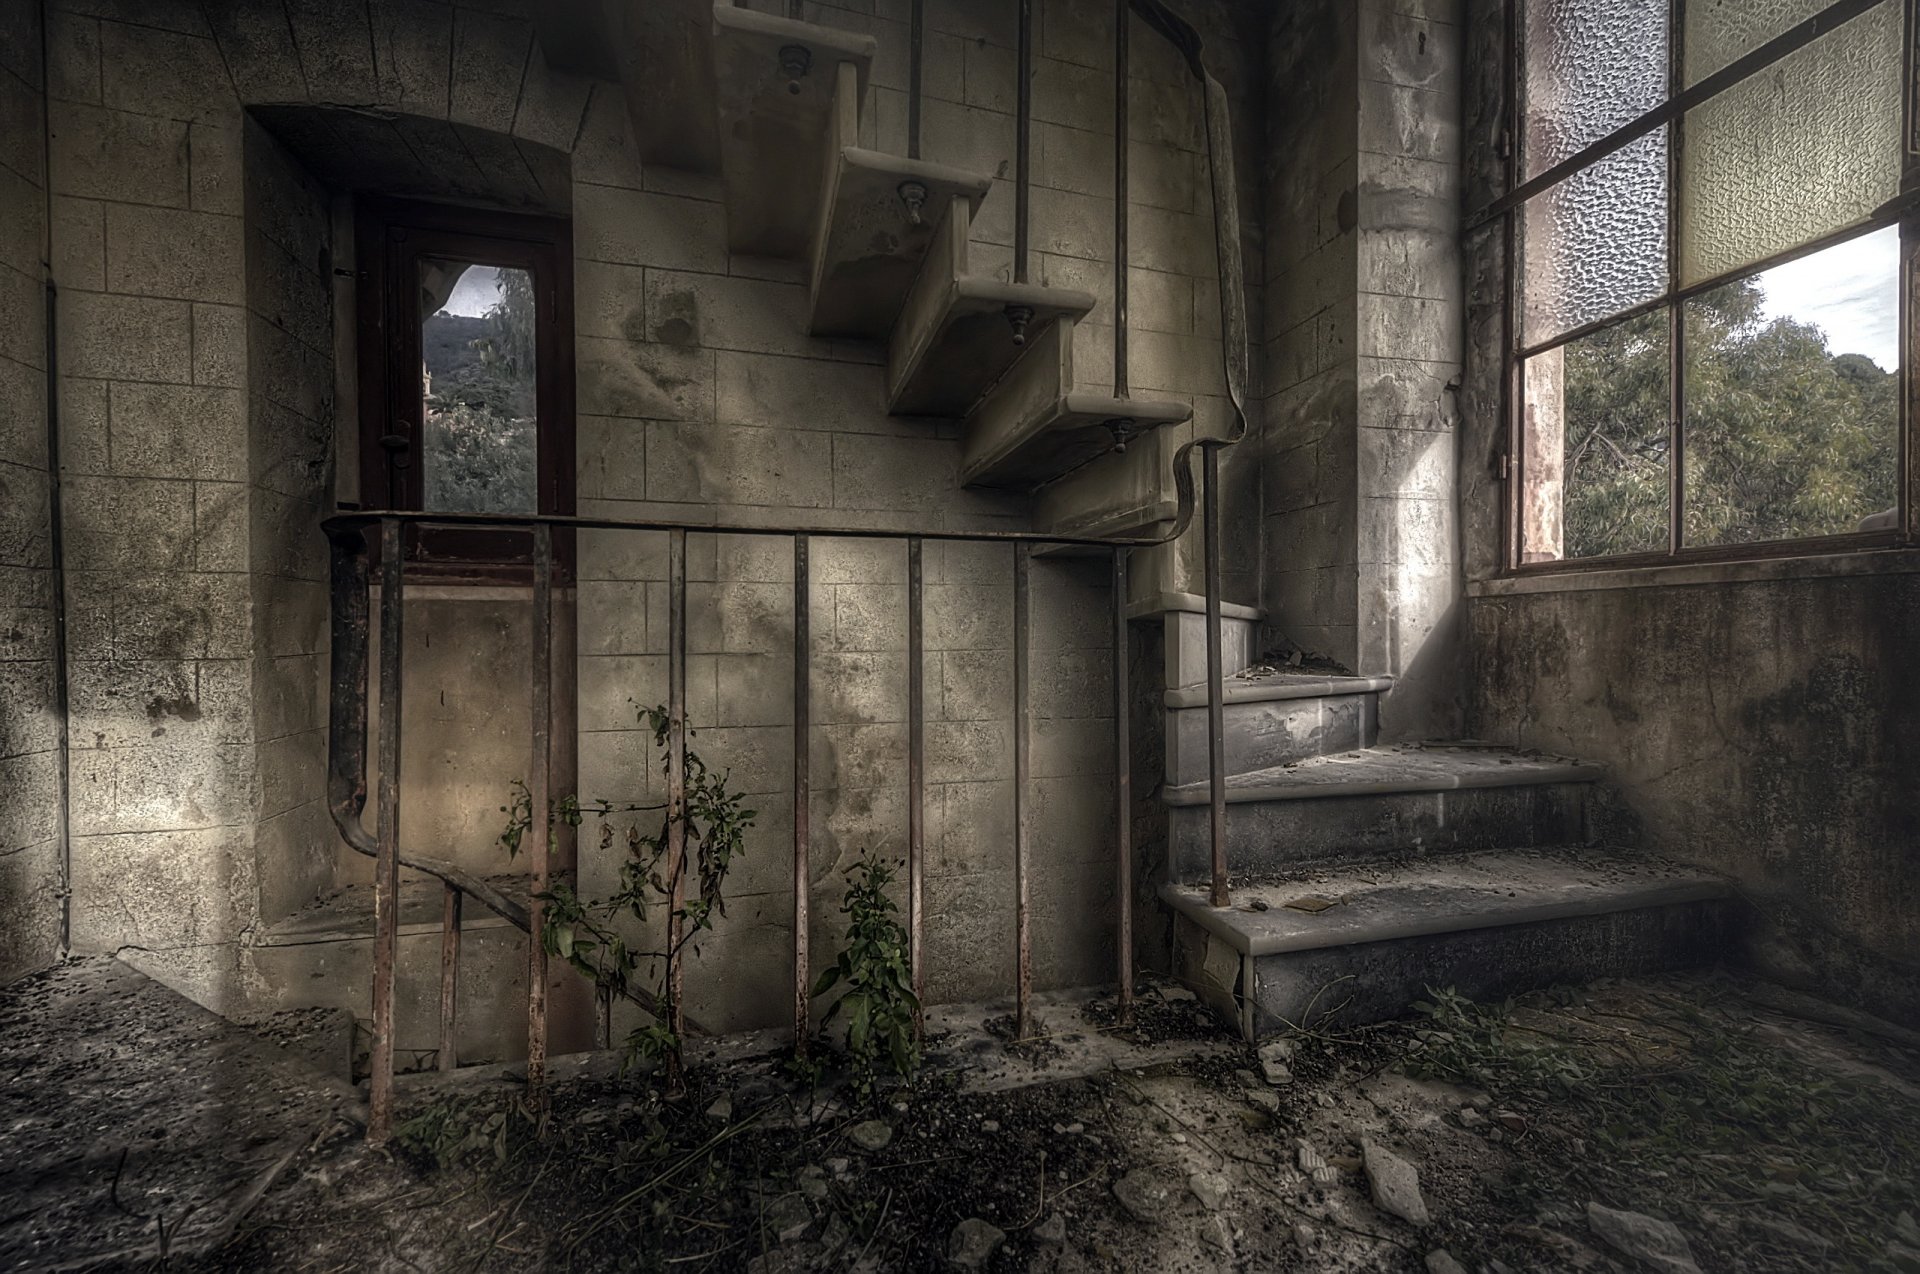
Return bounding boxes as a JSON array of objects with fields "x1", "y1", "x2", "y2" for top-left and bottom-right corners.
[
  {"x1": 1013, "y1": 543, "x2": 1032, "y2": 1039},
  {"x1": 907, "y1": 537, "x2": 926, "y2": 1036},
  {"x1": 438, "y1": 884, "x2": 460, "y2": 1072},
  {"x1": 665, "y1": 528, "x2": 688, "y2": 1090},
  {"x1": 1014, "y1": 0, "x2": 1033, "y2": 283},
  {"x1": 41, "y1": 281, "x2": 73, "y2": 959},
  {"x1": 1112, "y1": 546, "x2": 1133, "y2": 1023},
  {"x1": 1113, "y1": 0, "x2": 1130, "y2": 397},
  {"x1": 1666, "y1": 0, "x2": 1686, "y2": 558},
  {"x1": 1202, "y1": 447, "x2": 1229, "y2": 909},
  {"x1": 369, "y1": 518, "x2": 404, "y2": 1144},
  {"x1": 793, "y1": 534, "x2": 812, "y2": 1053},
  {"x1": 526, "y1": 523, "x2": 553, "y2": 1090},
  {"x1": 908, "y1": 0, "x2": 925, "y2": 160}
]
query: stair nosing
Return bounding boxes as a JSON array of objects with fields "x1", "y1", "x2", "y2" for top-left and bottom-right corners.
[
  {"x1": 1159, "y1": 862, "x2": 1736, "y2": 958},
  {"x1": 1164, "y1": 752, "x2": 1605, "y2": 806},
  {"x1": 1164, "y1": 673, "x2": 1395, "y2": 709}
]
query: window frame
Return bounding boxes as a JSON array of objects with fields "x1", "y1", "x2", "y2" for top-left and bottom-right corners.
[
  {"x1": 1489, "y1": 0, "x2": 1918, "y2": 576},
  {"x1": 354, "y1": 196, "x2": 576, "y2": 581}
]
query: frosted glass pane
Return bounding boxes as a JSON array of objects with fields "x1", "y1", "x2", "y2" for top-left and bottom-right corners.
[
  {"x1": 1520, "y1": 310, "x2": 1671, "y2": 562},
  {"x1": 1523, "y1": 0, "x2": 1667, "y2": 178},
  {"x1": 1682, "y1": 228, "x2": 1899, "y2": 546},
  {"x1": 1679, "y1": 2, "x2": 1901, "y2": 284},
  {"x1": 1522, "y1": 129, "x2": 1669, "y2": 345},
  {"x1": 1684, "y1": 0, "x2": 1826, "y2": 85}
]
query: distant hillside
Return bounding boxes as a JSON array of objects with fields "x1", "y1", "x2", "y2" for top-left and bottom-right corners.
[{"x1": 423, "y1": 313, "x2": 489, "y2": 389}]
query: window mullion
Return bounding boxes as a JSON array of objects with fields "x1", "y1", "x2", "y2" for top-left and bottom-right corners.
[{"x1": 1669, "y1": 0, "x2": 1686, "y2": 557}]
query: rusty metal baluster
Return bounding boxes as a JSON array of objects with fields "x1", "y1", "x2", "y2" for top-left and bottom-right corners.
[
  {"x1": 1112, "y1": 546, "x2": 1133, "y2": 1023},
  {"x1": 438, "y1": 884, "x2": 460, "y2": 1072},
  {"x1": 665, "y1": 528, "x2": 688, "y2": 1091},
  {"x1": 907, "y1": 537, "x2": 925, "y2": 1036},
  {"x1": 1203, "y1": 446, "x2": 1229, "y2": 908},
  {"x1": 1013, "y1": 543, "x2": 1032, "y2": 1039},
  {"x1": 369, "y1": 518, "x2": 404, "y2": 1144},
  {"x1": 527, "y1": 523, "x2": 553, "y2": 1090},
  {"x1": 793, "y1": 534, "x2": 812, "y2": 1053}
]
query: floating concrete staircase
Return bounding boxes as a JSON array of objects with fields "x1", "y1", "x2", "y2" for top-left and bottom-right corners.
[
  {"x1": 616, "y1": 3, "x2": 1191, "y2": 512},
  {"x1": 1160, "y1": 667, "x2": 1740, "y2": 1038}
]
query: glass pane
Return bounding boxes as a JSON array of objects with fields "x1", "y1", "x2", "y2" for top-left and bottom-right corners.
[
  {"x1": 420, "y1": 261, "x2": 539, "y2": 514},
  {"x1": 1521, "y1": 310, "x2": 1671, "y2": 563},
  {"x1": 1684, "y1": 0, "x2": 1825, "y2": 86},
  {"x1": 1522, "y1": 0, "x2": 1667, "y2": 178},
  {"x1": 1679, "y1": 1, "x2": 1901, "y2": 285},
  {"x1": 1683, "y1": 228, "x2": 1899, "y2": 546},
  {"x1": 1522, "y1": 128, "x2": 1669, "y2": 345}
]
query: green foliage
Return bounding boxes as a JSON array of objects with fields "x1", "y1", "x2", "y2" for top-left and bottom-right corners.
[
  {"x1": 1559, "y1": 279, "x2": 1897, "y2": 559},
  {"x1": 498, "y1": 704, "x2": 755, "y2": 1072},
  {"x1": 815, "y1": 852, "x2": 920, "y2": 1103},
  {"x1": 422, "y1": 269, "x2": 539, "y2": 513},
  {"x1": 395, "y1": 1097, "x2": 526, "y2": 1170}
]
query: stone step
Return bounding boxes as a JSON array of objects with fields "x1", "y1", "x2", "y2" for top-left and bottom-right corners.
[
  {"x1": 888, "y1": 205, "x2": 1095, "y2": 416},
  {"x1": 808, "y1": 157, "x2": 992, "y2": 338},
  {"x1": 1164, "y1": 848, "x2": 1739, "y2": 1038},
  {"x1": 1163, "y1": 671, "x2": 1393, "y2": 786},
  {"x1": 712, "y1": 6, "x2": 876, "y2": 257},
  {"x1": 961, "y1": 317, "x2": 1191, "y2": 487},
  {"x1": 1164, "y1": 744, "x2": 1602, "y2": 879}
]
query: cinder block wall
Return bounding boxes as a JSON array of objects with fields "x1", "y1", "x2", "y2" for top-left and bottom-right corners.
[
  {"x1": 23, "y1": 0, "x2": 1265, "y2": 1033},
  {"x1": 0, "y1": 0, "x2": 62, "y2": 983}
]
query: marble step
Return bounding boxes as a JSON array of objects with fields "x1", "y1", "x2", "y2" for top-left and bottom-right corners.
[
  {"x1": 1164, "y1": 744, "x2": 1602, "y2": 879},
  {"x1": 1163, "y1": 671, "x2": 1395, "y2": 786},
  {"x1": 1165, "y1": 847, "x2": 1739, "y2": 1038}
]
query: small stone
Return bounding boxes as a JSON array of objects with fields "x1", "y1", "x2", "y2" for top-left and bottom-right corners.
[
  {"x1": 1315, "y1": 1091, "x2": 1337, "y2": 1109},
  {"x1": 980, "y1": 1119, "x2": 1000, "y2": 1133},
  {"x1": 1457, "y1": 1107, "x2": 1487, "y2": 1130},
  {"x1": 1033, "y1": 1212, "x2": 1067, "y2": 1245},
  {"x1": 1258, "y1": 1040, "x2": 1296, "y2": 1085},
  {"x1": 1233, "y1": 1069, "x2": 1259, "y2": 1087},
  {"x1": 1488, "y1": 1127, "x2": 1506, "y2": 1144},
  {"x1": 1361, "y1": 1139, "x2": 1431, "y2": 1227},
  {"x1": 1424, "y1": 1250, "x2": 1467, "y2": 1274},
  {"x1": 763, "y1": 1194, "x2": 812, "y2": 1243},
  {"x1": 1586, "y1": 1202, "x2": 1701, "y2": 1274},
  {"x1": 947, "y1": 1218, "x2": 1006, "y2": 1268},
  {"x1": 1245, "y1": 1090, "x2": 1281, "y2": 1114},
  {"x1": 826, "y1": 1157, "x2": 849, "y2": 1176},
  {"x1": 1065, "y1": 1122, "x2": 1085, "y2": 1135},
  {"x1": 1113, "y1": 1168, "x2": 1177, "y2": 1223},
  {"x1": 1292, "y1": 1222, "x2": 1317, "y2": 1247},
  {"x1": 1468, "y1": 1093, "x2": 1493, "y2": 1110},
  {"x1": 1495, "y1": 1110, "x2": 1529, "y2": 1134},
  {"x1": 1188, "y1": 1171, "x2": 1232, "y2": 1210},
  {"x1": 848, "y1": 1120, "x2": 893, "y2": 1152},
  {"x1": 1200, "y1": 1215, "x2": 1234, "y2": 1255},
  {"x1": 705, "y1": 1093, "x2": 733, "y2": 1121},
  {"x1": 1171, "y1": 1131, "x2": 1188, "y2": 1143}
]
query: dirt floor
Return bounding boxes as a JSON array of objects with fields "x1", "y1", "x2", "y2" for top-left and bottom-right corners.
[{"x1": 5, "y1": 963, "x2": 1919, "y2": 1272}]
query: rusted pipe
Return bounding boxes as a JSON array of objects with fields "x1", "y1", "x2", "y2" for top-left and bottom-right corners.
[
  {"x1": 526, "y1": 524, "x2": 553, "y2": 1090},
  {"x1": 368, "y1": 518, "x2": 404, "y2": 1145},
  {"x1": 793, "y1": 533, "x2": 812, "y2": 1053},
  {"x1": 1013, "y1": 543, "x2": 1032, "y2": 1040},
  {"x1": 1203, "y1": 448, "x2": 1228, "y2": 908}
]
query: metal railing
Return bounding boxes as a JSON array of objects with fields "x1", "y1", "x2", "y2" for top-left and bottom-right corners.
[{"x1": 325, "y1": 0, "x2": 1250, "y2": 1144}]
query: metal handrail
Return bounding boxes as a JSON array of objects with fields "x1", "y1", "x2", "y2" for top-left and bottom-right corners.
[{"x1": 328, "y1": 0, "x2": 1251, "y2": 1143}]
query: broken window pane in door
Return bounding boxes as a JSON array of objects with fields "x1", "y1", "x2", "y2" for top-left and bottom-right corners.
[
  {"x1": 1682, "y1": 227, "x2": 1899, "y2": 546},
  {"x1": 1520, "y1": 309, "x2": 1671, "y2": 562},
  {"x1": 420, "y1": 260, "x2": 539, "y2": 514},
  {"x1": 1679, "y1": 0, "x2": 1901, "y2": 285}
]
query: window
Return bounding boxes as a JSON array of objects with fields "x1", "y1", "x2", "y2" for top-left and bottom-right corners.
[
  {"x1": 355, "y1": 198, "x2": 574, "y2": 575},
  {"x1": 1505, "y1": 0, "x2": 1907, "y2": 566}
]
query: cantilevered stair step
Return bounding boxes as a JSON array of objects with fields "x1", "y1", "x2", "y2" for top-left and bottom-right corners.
[
  {"x1": 606, "y1": 0, "x2": 720, "y2": 174},
  {"x1": 961, "y1": 317, "x2": 1190, "y2": 488},
  {"x1": 886, "y1": 200, "x2": 1095, "y2": 416},
  {"x1": 808, "y1": 151, "x2": 991, "y2": 335},
  {"x1": 1162, "y1": 847, "x2": 1739, "y2": 1037},
  {"x1": 712, "y1": 5, "x2": 875, "y2": 258},
  {"x1": 1163, "y1": 671, "x2": 1396, "y2": 786},
  {"x1": 1165, "y1": 743, "x2": 1604, "y2": 879}
]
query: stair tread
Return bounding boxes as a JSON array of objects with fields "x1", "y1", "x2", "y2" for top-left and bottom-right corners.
[
  {"x1": 1162, "y1": 847, "x2": 1733, "y2": 957},
  {"x1": 809, "y1": 148, "x2": 993, "y2": 337},
  {"x1": 963, "y1": 392, "x2": 1192, "y2": 488},
  {"x1": 1165, "y1": 670, "x2": 1394, "y2": 709},
  {"x1": 1164, "y1": 743, "x2": 1603, "y2": 805},
  {"x1": 890, "y1": 278, "x2": 1095, "y2": 416},
  {"x1": 712, "y1": 5, "x2": 876, "y2": 257}
]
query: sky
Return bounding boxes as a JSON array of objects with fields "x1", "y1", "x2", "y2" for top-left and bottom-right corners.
[
  {"x1": 1754, "y1": 225, "x2": 1899, "y2": 371},
  {"x1": 442, "y1": 264, "x2": 505, "y2": 317}
]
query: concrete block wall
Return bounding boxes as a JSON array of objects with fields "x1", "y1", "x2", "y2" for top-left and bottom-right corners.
[
  {"x1": 0, "y1": 0, "x2": 63, "y2": 983},
  {"x1": 1260, "y1": 0, "x2": 1463, "y2": 739}
]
